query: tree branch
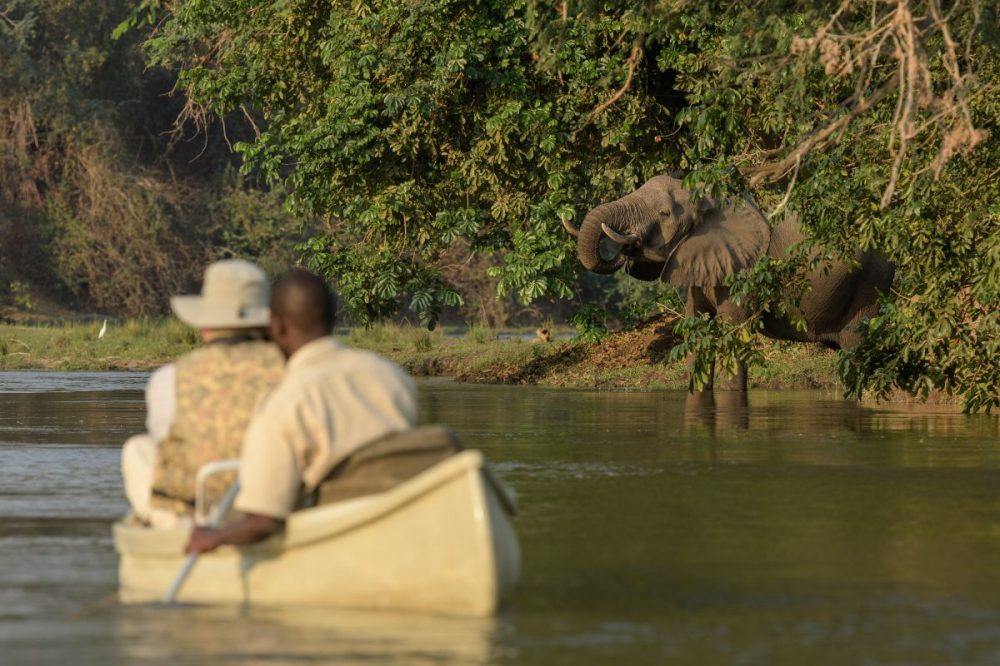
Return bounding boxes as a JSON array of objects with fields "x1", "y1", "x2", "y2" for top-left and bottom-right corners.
[
  {"x1": 747, "y1": 76, "x2": 896, "y2": 187},
  {"x1": 581, "y1": 42, "x2": 643, "y2": 127}
]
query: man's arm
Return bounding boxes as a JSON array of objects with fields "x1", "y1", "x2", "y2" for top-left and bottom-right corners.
[
  {"x1": 145, "y1": 363, "x2": 176, "y2": 442},
  {"x1": 185, "y1": 514, "x2": 284, "y2": 554},
  {"x1": 184, "y1": 395, "x2": 302, "y2": 554}
]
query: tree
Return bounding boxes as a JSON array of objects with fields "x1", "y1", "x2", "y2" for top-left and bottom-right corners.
[
  {"x1": 138, "y1": 0, "x2": 1000, "y2": 410},
  {"x1": 135, "y1": 0, "x2": 681, "y2": 327},
  {"x1": 534, "y1": 1, "x2": 1000, "y2": 412},
  {"x1": 0, "y1": 0, "x2": 309, "y2": 315}
]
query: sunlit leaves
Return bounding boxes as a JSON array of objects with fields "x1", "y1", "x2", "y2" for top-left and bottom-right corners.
[{"x1": 667, "y1": 314, "x2": 765, "y2": 392}]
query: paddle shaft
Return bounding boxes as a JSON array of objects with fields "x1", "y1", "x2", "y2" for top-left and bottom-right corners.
[{"x1": 161, "y1": 479, "x2": 240, "y2": 604}]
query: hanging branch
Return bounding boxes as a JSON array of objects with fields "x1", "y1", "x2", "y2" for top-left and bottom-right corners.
[
  {"x1": 748, "y1": 76, "x2": 896, "y2": 187},
  {"x1": 581, "y1": 41, "x2": 644, "y2": 127},
  {"x1": 747, "y1": 0, "x2": 988, "y2": 209}
]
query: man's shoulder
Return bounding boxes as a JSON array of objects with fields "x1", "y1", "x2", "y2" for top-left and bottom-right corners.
[{"x1": 289, "y1": 344, "x2": 411, "y2": 391}]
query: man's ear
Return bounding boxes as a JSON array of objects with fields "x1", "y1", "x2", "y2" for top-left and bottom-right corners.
[{"x1": 267, "y1": 313, "x2": 285, "y2": 341}]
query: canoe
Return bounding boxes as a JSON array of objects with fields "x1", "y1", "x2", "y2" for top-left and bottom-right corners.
[{"x1": 113, "y1": 449, "x2": 520, "y2": 616}]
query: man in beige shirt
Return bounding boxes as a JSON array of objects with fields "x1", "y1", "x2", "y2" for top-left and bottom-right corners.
[{"x1": 186, "y1": 269, "x2": 416, "y2": 553}]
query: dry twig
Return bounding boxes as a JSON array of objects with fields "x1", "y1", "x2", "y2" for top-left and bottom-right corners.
[{"x1": 751, "y1": 0, "x2": 987, "y2": 209}]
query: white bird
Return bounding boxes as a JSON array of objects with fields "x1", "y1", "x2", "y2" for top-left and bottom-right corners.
[{"x1": 98, "y1": 319, "x2": 107, "y2": 339}]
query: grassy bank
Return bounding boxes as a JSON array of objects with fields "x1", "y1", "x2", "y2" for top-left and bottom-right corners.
[
  {"x1": 0, "y1": 319, "x2": 199, "y2": 370},
  {"x1": 0, "y1": 317, "x2": 842, "y2": 390},
  {"x1": 347, "y1": 320, "x2": 841, "y2": 390}
]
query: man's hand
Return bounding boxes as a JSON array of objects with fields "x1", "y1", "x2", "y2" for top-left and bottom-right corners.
[
  {"x1": 186, "y1": 526, "x2": 224, "y2": 554},
  {"x1": 182, "y1": 514, "x2": 285, "y2": 554}
]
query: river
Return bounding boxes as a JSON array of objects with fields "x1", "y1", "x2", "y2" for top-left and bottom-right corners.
[{"x1": 2, "y1": 372, "x2": 1000, "y2": 664}]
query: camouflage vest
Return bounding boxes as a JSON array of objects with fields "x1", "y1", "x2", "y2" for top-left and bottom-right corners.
[{"x1": 150, "y1": 338, "x2": 284, "y2": 516}]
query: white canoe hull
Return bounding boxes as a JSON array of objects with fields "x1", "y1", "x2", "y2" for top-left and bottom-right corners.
[{"x1": 114, "y1": 450, "x2": 520, "y2": 616}]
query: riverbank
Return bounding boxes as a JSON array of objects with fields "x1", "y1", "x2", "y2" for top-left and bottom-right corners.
[
  {"x1": 0, "y1": 319, "x2": 197, "y2": 371},
  {"x1": 0, "y1": 316, "x2": 842, "y2": 390},
  {"x1": 354, "y1": 317, "x2": 841, "y2": 390}
]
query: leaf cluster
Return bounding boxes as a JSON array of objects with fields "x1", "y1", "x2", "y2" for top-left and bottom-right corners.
[{"x1": 0, "y1": 0, "x2": 312, "y2": 316}]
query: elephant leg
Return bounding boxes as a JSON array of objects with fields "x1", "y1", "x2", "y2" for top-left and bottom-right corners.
[
  {"x1": 714, "y1": 290, "x2": 749, "y2": 392},
  {"x1": 716, "y1": 361, "x2": 747, "y2": 392},
  {"x1": 685, "y1": 287, "x2": 715, "y2": 391},
  {"x1": 695, "y1": 357, "x2": 716, "y2": 391},
  {"x1": 833, "y1": 257, "x2": 894, "y2": 350}
]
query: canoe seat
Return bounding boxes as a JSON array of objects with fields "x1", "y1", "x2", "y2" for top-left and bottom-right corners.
[{"x1": 313, "y1": 425, "x2": 462, "y2": 506}]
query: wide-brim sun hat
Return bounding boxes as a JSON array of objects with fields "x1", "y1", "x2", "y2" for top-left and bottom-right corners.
[{"x1": 170, "y1": 259, "x2": 271, "y2": 329}]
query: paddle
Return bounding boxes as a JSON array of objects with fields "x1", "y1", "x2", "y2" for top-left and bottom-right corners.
[{"x1": 161, "y1": 480, "x2": 240, "y2": 604}]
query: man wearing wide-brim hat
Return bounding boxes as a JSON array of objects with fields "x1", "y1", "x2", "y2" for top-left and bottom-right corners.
[{"x1": 121, "y1": 259, "x2": 284, "y2": 528}]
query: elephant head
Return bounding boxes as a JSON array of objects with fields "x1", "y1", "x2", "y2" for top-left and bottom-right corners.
[{"x1": 568, "y1": 175, "x2": 771, "y2": 287}]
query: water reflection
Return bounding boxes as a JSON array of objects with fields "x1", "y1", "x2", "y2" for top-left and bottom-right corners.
[
  {"x1": 683, "y1": 390, "x2": 749, "y2": 431},
  {"x1": 110, "y1": 606, "x2": 503, "y2": 665},
  {"x1": 0, "y1": 371, "x2": 148, "y2": 393}
]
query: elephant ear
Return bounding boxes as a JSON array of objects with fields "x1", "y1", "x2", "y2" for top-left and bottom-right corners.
[{"x1": 663, "y1": 199, "x2": 769, "y2": 288}]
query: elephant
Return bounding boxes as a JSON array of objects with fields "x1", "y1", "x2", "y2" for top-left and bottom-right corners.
[{"x1": 563, "y1": 175, "x2": 894, "y2": 391}]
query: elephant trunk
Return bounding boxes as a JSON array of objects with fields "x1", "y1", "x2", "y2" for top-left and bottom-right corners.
[{"x1": 577, "y1": 202, "x2": 627, "y2": 274}]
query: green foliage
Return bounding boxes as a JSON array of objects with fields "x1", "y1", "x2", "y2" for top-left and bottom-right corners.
[
  {"x1": 617, "y1": 302, "x2": 653, "y2": 331},
  {"x1": 0, "y1": 0, "x2": 150, "y2": 300},
  {"x1": 667, "y1": 314, "x2": 765, "y2": 391},
  {"x1": 207, "y1": 170, "x2": 316, "y2": 275},
  {"x1": 141, "y1": 0, "x2": 678, "y2": 327},
  {"x1": 138, "y1": 0, "x2": 1000, "y2": 408},
  {"x1": 611, "y1": 273, "x2": 685, "y2": 329},
  {"x1": 467, "y1": 325, "x2": 495, "y2": 345},
  {"x1": 410, "y1": 330, "x2": 436, "y2": 353},
  {"x1": 568, "y1": 304, "x2": 608, "y2": 344},
  {"x1": 0, "y1": 0, "x2": 313, "y2": 317},
  {"x1": 723, "y1": 252, "x2": 811, "y2": 335},
  {"x1": 9, "y1": 281, "x2": 33, "y2": 311},
  {"x1": 532, "y1": 1, "x2": 1000, "y2": 410}
]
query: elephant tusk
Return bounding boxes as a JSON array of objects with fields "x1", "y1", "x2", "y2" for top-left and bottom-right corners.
[
  {"x1": 560, "y1": 216, "x2": 580, "y2": 238},
  {"x1": 601, "y1": 223, "x2": 640, "y2": 246}
]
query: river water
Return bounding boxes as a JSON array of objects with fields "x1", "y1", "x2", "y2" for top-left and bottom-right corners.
[{"x1": 2, "y1": 372, "x2": 1000, "y2": 664}]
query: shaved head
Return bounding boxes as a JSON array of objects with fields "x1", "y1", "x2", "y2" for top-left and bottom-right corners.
[{"x1": 269, "y1": 269, "x2": 336, "y2": 356}]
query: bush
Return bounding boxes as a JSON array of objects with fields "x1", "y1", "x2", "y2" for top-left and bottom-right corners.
[{"x1": 569, "y1": 304, "x2": 608, "y2": 344}]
